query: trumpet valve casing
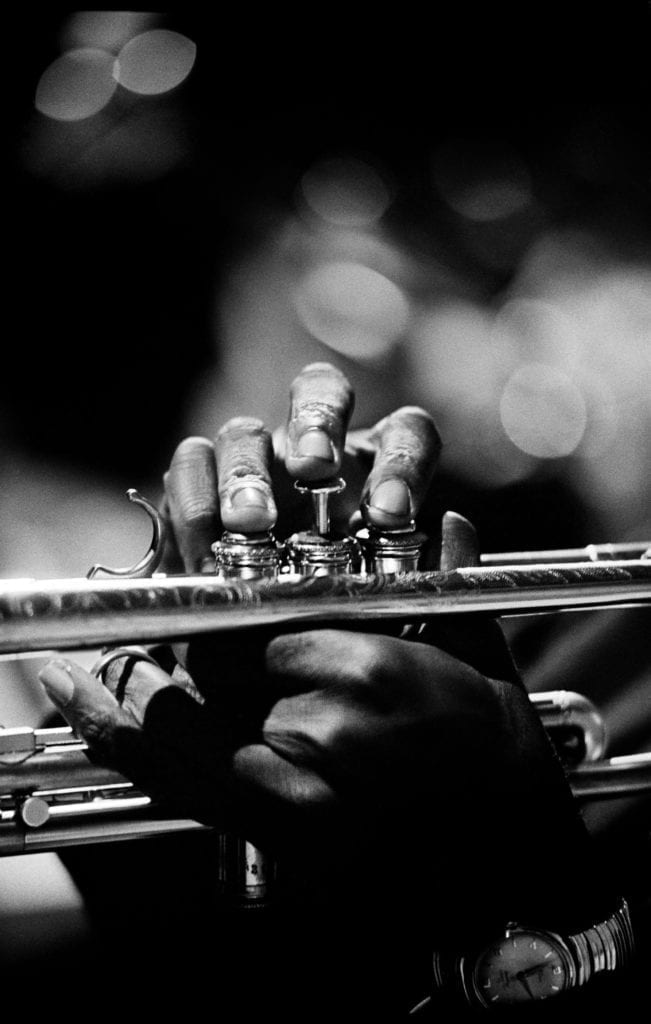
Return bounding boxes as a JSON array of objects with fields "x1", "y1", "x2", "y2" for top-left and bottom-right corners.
[
  {"x1": 212, "y1": 527, "x2": 283, "y2": 909},
  {"x1": 356, "y1": 526, "x2": 427, "y2": 575},
  {"x1": 217, "y1": 835, "x2": 276, "y2": 907},
  {"x1": 284, "y1": 531, "x2": 361, "y2": 576},
  {"x1": 212, "y1": 530, "x2": 283, "y2": 580}
]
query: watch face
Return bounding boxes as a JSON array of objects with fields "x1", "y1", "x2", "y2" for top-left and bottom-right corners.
[{"x1": 471, "y1": 927, "x2": 573, "y2": 1007}]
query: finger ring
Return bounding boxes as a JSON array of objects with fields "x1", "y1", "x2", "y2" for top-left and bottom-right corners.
[{"x1": 91, "y1": 646, "x2": 160, "y2": 682}]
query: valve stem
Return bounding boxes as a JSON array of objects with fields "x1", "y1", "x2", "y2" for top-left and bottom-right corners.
[{"x1": 294, "y1": 477, "x2": 346, "y2": 536}]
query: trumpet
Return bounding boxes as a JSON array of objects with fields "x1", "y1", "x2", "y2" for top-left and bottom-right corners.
[
  {"x1": 2, "y1": 691, "x2": 650, "y2": 859},
  {"x1": 1, "y1": 553, "x2": 649, "y2": 655},
  {"x1": 0, "y1": 487, "x2": 649, "y2": 878}
]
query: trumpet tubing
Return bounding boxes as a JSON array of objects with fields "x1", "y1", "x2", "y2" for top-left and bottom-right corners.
[
  {"x1": 1, "y1": 692, "x2": 650, "y2": 856},
  {"x1": 0, "y1": 559, "x2": 649, "y2": 655},
  {"x1": 0, "y1": 522, "x2": 649, "y2": 858},
  {"x1": 1, "y1": 752, "x2": 649, "y2": 857}
]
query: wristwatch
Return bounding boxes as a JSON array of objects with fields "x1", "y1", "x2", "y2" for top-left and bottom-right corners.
[{"x1": 431, "y1": 898, "x2": 634, "y2": 1009}]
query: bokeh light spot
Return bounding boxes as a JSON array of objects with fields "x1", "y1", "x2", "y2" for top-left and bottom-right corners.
[
  {"x1": 492, "y1": 297, "x2": 581, "y2": 371},
  {"x1": 63, "y1": 10, "x2": 156, "y2": 52},
  {"x1": 300, "y1": 158, "x2": 391, "y2": 227},
  {"x1": 500, "y1": 364, "x2": 587, "y2": 458},
  {"x1": 294, "y1": 262, "x2": 410, "y2": 360},
  {"x1": 35, "y1": 48, "x2": 117, "y2": 122},
  {"x1": 433, "y1": 140, "x2": 532, "y2": 222},
  {"x1": 115, "y1": 29, "x2": 197, "y2": 95},
  {"x1": 411, "y1": 302, "x2": 512, "y2": 412}
]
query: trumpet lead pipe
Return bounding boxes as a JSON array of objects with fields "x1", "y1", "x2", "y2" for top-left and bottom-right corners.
[{"x1": 0, "y1": 560, "x2": 649, "y2": 655}]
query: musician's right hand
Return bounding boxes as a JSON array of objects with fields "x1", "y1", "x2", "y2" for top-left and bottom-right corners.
[{"x1": 160, "y1": 360, "x2": 442, "y2": 571}]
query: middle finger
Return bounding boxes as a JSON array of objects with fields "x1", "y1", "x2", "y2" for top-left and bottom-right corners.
[{"x1": 284, "y1": 362, "x2": 355, "y2": 482}]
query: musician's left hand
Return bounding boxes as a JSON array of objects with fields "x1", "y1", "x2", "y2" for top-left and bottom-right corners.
[
  {"x1": 36, "y1": 536, "x2": 574, "y2": 933},
  {"x1": 36, "y1": 618, "x2": 560, "y2": 860},
  {"x1": 36, "y1": 360, "x2": 588, "y2": 927}
]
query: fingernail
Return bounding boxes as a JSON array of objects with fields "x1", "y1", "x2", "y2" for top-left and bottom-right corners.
[
  {"x1": 221, "y1": 483, "x2": 276, "y2": 535},
  {"x1": 369, "y1": 478, "x2": 411, "y2": 517},
  {"x1": 231, "y1": 486, "x2": 270, "y2": 511},
  {"x1": 296, "y1": 429, "x2": 335, "y2": 461},
  {"x1": 38, "y1": 659, "x2": 74, "y2": 707}
]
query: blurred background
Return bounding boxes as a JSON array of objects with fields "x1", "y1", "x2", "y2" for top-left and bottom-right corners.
[
  {"x1": 3, "y1": 11, "x2": 650, "y2": 567},
  {"x1": 1, "y1": 6, "x2": 649, "y2": 975}
]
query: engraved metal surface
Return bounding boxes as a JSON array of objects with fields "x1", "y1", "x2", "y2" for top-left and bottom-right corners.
[{"x1": 0, "y1": 560, "x2": 649, "y2": 654}]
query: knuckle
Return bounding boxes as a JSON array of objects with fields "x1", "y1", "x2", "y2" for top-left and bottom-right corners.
[
  {"x1": 290, "y1": 364, "x2": 354, "y2": 416},
  {"x1": 217, "y1": 416, "x2": 267, "y2": 440},
  {"x1": 176, "y1": 496, "x2": 217, "y2": 528},
  {"x1": 221, "y1": 469, "x2": 272, "y2": 491},
  {"x1": 293, "y1": 362, "x2": 350, "y2": 384},
  {"x1": 76, "y1": 707, "x2": 121, "y2": 757},
  {"x1": 340, "y1": 634, "x2": 385, "y2": 691},
  {"x1": 264, "y1": 689, "x2": 346, "y2": 759},
  {"x1": 285, "y1": 771, "x2": 330, "y2": 812},
  {"x1": 265, "y1": 630, "x2": 385, "y2": 692},
  {"x1": 387, "y1": 407, "x2": 441, "y2": 447},
  {"x1": 167, "y1": 438, "x2": 217, "y2": 505},
  {"x1": 392, "y1": 404, "x2": 436, "y2": 423},
  {"x1": 265, "y1": 631, "x2": 314, "y2": 674},
  {"x1": 380, "y1": 441, "x2": 419, "y2": 470},
  {"x1": 216, "y1": 419, "x2": 274, "y2": 485},
  {"x1": 289, "y1": 400, "x2": 344, "y2": 434},
  {"x1": 171, "y1": 435, "x2": 213, "y2": 464},
  {"x1": 374, "y1": 408, "x2": 441, "y2": 483}
]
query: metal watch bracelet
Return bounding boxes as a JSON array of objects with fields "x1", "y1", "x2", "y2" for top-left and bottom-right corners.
[
  {"x1": 565, "y1": 897, "x2": 634, "y2": 985},
  {"x1": 429, "y1": 897, "x2": 634, "y2": 1009}
]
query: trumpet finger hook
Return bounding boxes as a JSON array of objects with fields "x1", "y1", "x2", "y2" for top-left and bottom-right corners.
[{"x1": 86, "y1": 489, "x2": 166, "y2": 580}]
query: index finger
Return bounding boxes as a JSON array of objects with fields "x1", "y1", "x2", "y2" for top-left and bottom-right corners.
[
  {"x1": 284, "y1": 363, "x2": 355, "y2": 482},
  {"x1": 165, "y1": 436, "x2": 220, "y2": 573}
]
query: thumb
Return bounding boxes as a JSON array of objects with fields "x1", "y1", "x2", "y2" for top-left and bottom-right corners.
[
  {"x1": 37, "y1": 657, "x2": 188, "y2": 805},
  {"x1": 38, "y1": 658, "x2": 136, "y2": 755},
  {"x1": 439, "y1": 510, "x2": 481, "y2": 570},
  {"x1": 420, "y1": 512, "x2": 522, "y2": 685}
]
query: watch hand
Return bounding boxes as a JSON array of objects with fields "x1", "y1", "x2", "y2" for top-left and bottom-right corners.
[{"x1": 516, "y1": 971, "x2": 536, "y2": 999}]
